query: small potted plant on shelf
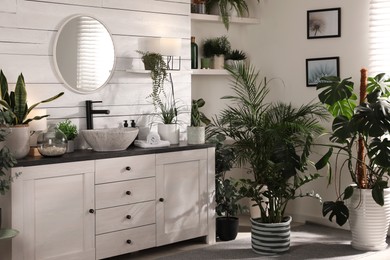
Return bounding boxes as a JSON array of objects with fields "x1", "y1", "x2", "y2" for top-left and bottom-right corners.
[
  {"x1": 0, "y1": 70, "x2": 64, "y2": 159},
  {"x1": 57, "y1": 119, "x2": 78, "y2": 153},
  {"x1": 205, "y1": 0, "x2": 260, "y2": 30},
  {"x1": 202, "y1": 36, "x2": 231, "y2": 69},
  {"x1": 209, "y1": 62, "x2": 327, "y2": 255},
  {"x1": 187, "y1": 98, "x2": 211, "y2": 144},
  {"x1": 315, "y1": 69, "x2": 390, "y2": 251},
  {"x1": 208, "y1": 132, "x2": 244, "y2": 241},
  {"x1": 225, "y1": 49, "x2": 247, "y2": 67},
  {"x1": 137, "y1": 51, "x2": 180, "y2": 144}
]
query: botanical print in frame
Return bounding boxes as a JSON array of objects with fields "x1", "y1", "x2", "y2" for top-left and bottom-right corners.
[
  {"x1": 307, "y1": 8, "x2": 341, "y2": 39},
  {"x1": 306, "y1": 57, "x2": 339, "y2": 87}
]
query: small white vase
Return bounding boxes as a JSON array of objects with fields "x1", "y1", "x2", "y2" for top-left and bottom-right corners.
[
  {"x1": 3, "y1": 125, "x2": 30, "y2": 159},
  {"x1": 158, "y1": 124, "x2": 179, "y2": 145},
  {"x1": 66, "y1": 140, "x2": 74, "y2": 153},
  {"x1": 347, "y1": 188, "x2": 390, "y2": 251},
  {"x1": 187, "y1": 126, "x2": 205, "y2": 145},
  {"x1": 213, "y1": 55, "x2": 225, "y2": 69}
]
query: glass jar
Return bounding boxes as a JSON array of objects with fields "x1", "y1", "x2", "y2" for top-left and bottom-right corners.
[{"x1": 37, "y1": 125, "x2": 67, "y2": 157}]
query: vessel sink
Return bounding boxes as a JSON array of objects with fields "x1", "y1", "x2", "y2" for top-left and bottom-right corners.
[{"x1": 82, "y1": 128, "x2": 139, "y2": 152}]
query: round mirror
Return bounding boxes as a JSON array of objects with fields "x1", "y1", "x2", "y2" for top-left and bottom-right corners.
[{"x1": 54, "y1": 15, "x2": 115, "y2": 93}]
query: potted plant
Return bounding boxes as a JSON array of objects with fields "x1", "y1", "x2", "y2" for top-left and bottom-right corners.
[
  {"x1": 0, "y1": 111, "x2": 19, "y2": 239},
  {"x1": 205, "y1": 0, "x2": 260, "y2": 30},
  {"x1": 210, "y1": 62, "x2": 327, "y2": 254},
  {"x1": 203, "y1": 36, "x2": 231, "y2": 69},
  {"x1": 0, "y1": 70, "x2": 64, "y2": 159},
  {"x1": 187, "y1": 98, "x2": 210, "y2": 144},
  {"x1": 208, "y1": 132, "x2": 244, "y2": 241},
  {"x1": 225, "y1": 49, "x2": 247, "y2": 67},
  {"x1": 315, "y1": 69, "x2": 390, "y2": 251},
  {"x1": 57, "y1": 119, "x2": 78, "y2": 153},
  {"x1": 137, "y1": 51, "x2": 180, "y2": 144}
]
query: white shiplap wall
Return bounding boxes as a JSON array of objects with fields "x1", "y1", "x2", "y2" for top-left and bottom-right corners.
[{"x1": 0, "y1": 0, "x2": 191, "y2": 139}]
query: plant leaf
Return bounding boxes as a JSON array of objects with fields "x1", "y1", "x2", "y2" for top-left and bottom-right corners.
[{"x1": 322, "y1": 201, "x2": 349, "y2": 226}]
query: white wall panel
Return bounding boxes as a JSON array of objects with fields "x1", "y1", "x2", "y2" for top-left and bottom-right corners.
[{"x1": 0, "y1": 0, "x2": 191, "y2": 143}]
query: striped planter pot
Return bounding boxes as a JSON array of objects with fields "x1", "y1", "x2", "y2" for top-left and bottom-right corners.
[
  {"x1": 251, "y1": 216, "x2": 292, "y2": 255},
  {"x1": 347, "y1": 188, "x2": 390, "y2": 251}
]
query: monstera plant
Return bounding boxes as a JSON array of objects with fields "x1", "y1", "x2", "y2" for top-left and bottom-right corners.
[{"x1": 316, "y1": 69, "x2": 390, "y2": 250}]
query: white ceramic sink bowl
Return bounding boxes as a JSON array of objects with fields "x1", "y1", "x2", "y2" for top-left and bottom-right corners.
[{"x1": 82, "y1": 128, "x2": 139, "y2": 152}]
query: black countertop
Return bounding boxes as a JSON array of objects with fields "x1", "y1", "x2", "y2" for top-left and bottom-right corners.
[{"x1": 16, "y1": 142, "x2": 214, "y2": 167}]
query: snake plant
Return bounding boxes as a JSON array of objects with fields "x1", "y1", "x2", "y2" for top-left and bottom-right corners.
[{"x1": 0, "y1": 70, "x2": 64, "y2": 125}]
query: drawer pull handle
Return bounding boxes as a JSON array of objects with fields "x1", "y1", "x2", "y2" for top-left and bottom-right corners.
[
  {"x1": 126, "y1": 215, "x2": 132, "y2": 219},
  {"x1": 125, "y1": 166, "x2": 131, "y2": 171},
  {"x1": 126, "y1": 191, "x2": 132, "y2": 195},
  {"x1": 126, "y1": 239, "x2": 132, "y2": 244},
  {"x1": 89, "y1": 209, "x2": 95, "y2": 214},
  {"x1": 159, "y1": 198, "x2": 164, "y2": 202}
]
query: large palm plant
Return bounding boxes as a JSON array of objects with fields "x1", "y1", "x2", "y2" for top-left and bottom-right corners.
[{"x1": 210, "y1": 63, "x2": 328, "y2": 223}]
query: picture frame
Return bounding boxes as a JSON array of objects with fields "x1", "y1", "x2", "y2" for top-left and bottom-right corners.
[
  {"x1": 306, "y1": 57, "x2": 339, "y2": 87},
  {"x1": 307, "y1": 8, "x2": 341, "y2": 39}
]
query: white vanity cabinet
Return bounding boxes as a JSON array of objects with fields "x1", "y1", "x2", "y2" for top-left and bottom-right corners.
[
  {"x1": 11, "y1": 161, "x2": 95, "y2": 260},
  {"x1": 9, "y1": 146, "x2": 215, "y2": 260}
]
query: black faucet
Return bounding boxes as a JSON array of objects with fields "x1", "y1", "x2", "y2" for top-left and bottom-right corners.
[{"x1": 85, "y1": 100, "x2": 110, "y2": 129}]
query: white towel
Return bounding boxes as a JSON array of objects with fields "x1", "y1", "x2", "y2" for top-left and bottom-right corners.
[
  {"x1": 134, "y1": 140, "x2": 170, "y2": 148},
  {"x1": 146, "y1": 132, "x2": 161, "y2": 145}
]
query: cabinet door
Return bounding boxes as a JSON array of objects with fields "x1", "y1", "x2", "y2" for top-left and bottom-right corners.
[
  {"x1": 156, "y1": 149, "x2": 208, "y2": 246},
  {"x1": 11, "y1": 161, "x2": 95, "y2": 260}
]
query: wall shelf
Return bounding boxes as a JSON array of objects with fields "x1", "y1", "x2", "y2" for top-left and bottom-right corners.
[
  {"x1": 191, "y1": 13, "x2": 260, "y2": 25},
  {"x1": 192, "y1": 69, "x2": 229, "y2": 75},
  {"x1": 126, "y1": 69, "x2": 188, "y2": 74}
]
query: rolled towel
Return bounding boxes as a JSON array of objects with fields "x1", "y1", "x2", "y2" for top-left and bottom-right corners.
[{"x1": 146, "y1": 132, "x2": 161, "y2": 145}]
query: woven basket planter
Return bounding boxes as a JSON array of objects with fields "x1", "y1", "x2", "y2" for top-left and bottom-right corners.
[{"x1": 251, "y1": 216, "x2": 292, "y2": 255}]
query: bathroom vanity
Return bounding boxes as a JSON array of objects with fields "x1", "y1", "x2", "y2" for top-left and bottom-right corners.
[{"x1": 8, "y1": 144, "x2": 215, "y2": 260}]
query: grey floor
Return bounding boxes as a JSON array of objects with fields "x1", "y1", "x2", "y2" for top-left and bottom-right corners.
[{"x1": 107, "y1": 216, "x2": 390, "y2": 260}]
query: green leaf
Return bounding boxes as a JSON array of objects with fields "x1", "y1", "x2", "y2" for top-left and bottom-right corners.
[
  {"x1": 14, "y1": 73, "x2": 27, "y2": 124},
  {"x1": 322, "y1": 201, "x2": 349, "y2": 226},
  {"x1": 368, "y1": 138, "x2": 390, "y2": 167},
  {"x1": 315, "y1": 147, "x2": 333, "y2": 170},
  {"x1": 372, "y1": 185, "x2": 385, "y2": 206},
  {"x1": 343, "y1": 186, "x2": 354, "y2": 200}
]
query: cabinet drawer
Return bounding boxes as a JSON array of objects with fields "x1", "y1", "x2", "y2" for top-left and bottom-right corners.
[
  {"x1": 96, "y1": 201, "x2": 155, "y2": 234},
  {"x1": 96, "y1": 224, "x2": 156, "y2": 259},
  {"x1": 95, "y1": 154, "x2": 155, "y2": 184},
  {"x1": 95, "y1": 177, "x2": 155, "y2": 209}
]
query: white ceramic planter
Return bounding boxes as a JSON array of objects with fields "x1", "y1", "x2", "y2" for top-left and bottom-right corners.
[
  {"x1": 213, "y1": 55, "x2": 225, "y2": 69},
  {"x1": 3, "y1": 125, "x2": 30, "y2": 159},
  {"x1": 187, "y1": 126, "x2": 205, "y2": 145},
  {"x1": 158, "y1": 124, "x2": 179, "y2": 145},
  {"x1": 251, "y1": 216, "x2": 292, "y2": 255},
  {"x1": 347, "y1": 188, "x2": 390, "y2": 251}
]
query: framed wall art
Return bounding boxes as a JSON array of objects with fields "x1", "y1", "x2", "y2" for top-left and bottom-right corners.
[
  {"x1": 307, "y1": 8, "x2": 341, "y2": 39},
  {"x1": 306, "y1": 57, "x2": 339, "y2": 87}
]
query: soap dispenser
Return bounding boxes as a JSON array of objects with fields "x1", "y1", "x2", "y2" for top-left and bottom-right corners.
[
  {"x1": 123, "y1": 120, "x2": 129, "y2": 127},
  {"x1": 131, "y1": 120, "x2": 136, "y2": 128}
]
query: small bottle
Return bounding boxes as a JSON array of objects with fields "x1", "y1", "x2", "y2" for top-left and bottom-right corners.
[
  {"x1": 131, "y1": 120, "x2": 136, "y2": 128},
  {"x1": 191, "y1": 36, "x2": 198, "y2": 69},
  {"x1": 123, "y1": 120, "x2": 128, "y2": 127}
]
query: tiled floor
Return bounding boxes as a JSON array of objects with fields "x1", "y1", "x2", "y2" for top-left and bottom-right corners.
[{"x1": 107, "y1": 215, "x2": 253, "y2": 260}]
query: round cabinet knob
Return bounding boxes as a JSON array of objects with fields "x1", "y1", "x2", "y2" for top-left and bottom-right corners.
[
  {"x1": 126, "y1": 215, "x2": 132, "y2": 219},
  {"x1": 89, "y1": 209, "x2": 95, "y2": 214},
  {"x1": 126, "y1": 239, "x2": 132, "y2": 244},
  {"x1": 126, "y1": 191, "x2": 131, "y2": 195},
  {"x1": 125, "y1": 166, "x2": 131, "y2": 171},
  {"x1": 159, "y1": 198, "x2": 164, "y2": 202}
]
